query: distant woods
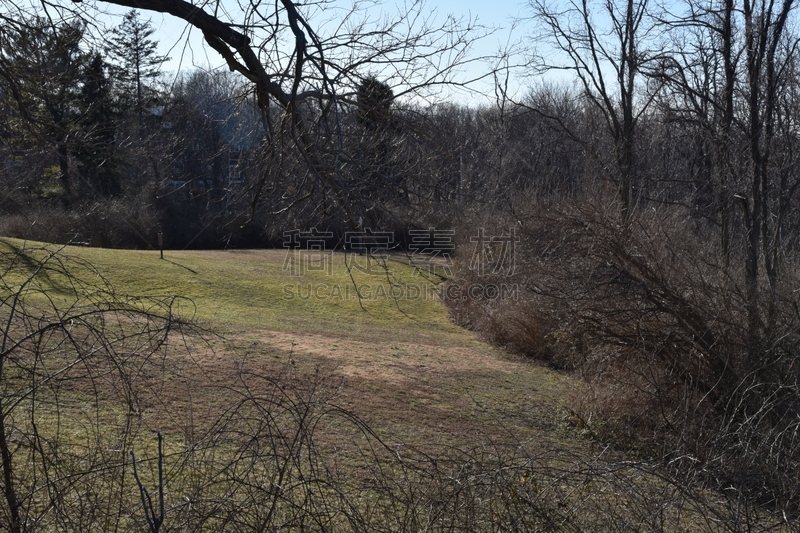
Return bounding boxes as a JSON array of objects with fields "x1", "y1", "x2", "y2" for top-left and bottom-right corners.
[
  {"x1": 0, "y1": 0, "x2": 796, "y2": 255},
  {"x1": 0, "y1": 0, "x2": 795, "y2": 255}
]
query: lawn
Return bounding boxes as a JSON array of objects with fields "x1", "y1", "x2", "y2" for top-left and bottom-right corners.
[
  {"x1": 0, "y1": 238, "x2": 572, "y2": 440},
  {"x1": 55, "y1": 243, "x2": 468, "y2": 341},
  {"x1": 0, "y1": 238, "x2": 777, "y2": 531}
]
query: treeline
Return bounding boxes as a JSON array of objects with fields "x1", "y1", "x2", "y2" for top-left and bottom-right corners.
[
  {"x1": 3, "y1": 9, "x2": 791, "y2": 253},
  {"x1": 0, "y1": 13, "x2": 263, "y2": 247},
  {"x1": 1, "y1": 3, "x2": 799, "y2": 256},
  {"x1": 4, "y1": 14, "x2": 800, "y2": 256}
]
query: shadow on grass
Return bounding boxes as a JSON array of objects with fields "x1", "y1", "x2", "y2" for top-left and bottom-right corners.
[{"x1": 161, "y1": 257, "x2": 198, "y2": 274}]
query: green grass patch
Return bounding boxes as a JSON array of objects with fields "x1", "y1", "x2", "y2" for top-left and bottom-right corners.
[{"x1": 0, "y1": 239, "x2": 468, "y2": 344}]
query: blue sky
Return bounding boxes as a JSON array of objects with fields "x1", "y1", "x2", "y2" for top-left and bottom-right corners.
[{"x1": 96, "y1": 0, "x2": 530, "y2": 105}]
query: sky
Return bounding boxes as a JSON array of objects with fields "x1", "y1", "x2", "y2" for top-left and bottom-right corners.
[{"x1": 90, "y1": 0, "x2": 530, "y2": 105}]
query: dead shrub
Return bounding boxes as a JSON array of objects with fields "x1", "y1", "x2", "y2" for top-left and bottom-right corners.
[
  {"x1": 445, "y1": 191, "x2": 800, "y2": 519},
  {"x1": 0, "y1": 198, "x2": 162, "y2": 249}
]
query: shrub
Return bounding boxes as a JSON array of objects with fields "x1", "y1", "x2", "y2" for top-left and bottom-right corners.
[{"x1": 445, "y1": 190, "x2": 800, "y2": 518}]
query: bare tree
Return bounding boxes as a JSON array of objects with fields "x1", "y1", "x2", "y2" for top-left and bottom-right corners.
[
  {"x1": 649, "y1": 0, "x2": 738, "y2": 251},
  {"x1": 529, "y1": 0, "x2": 663, "y2": 221},
  {"x1": 77, "y1": 0, "x2": 483, "y2": 223},
  {"x1": 655, "y1": 0, "x2": 800, "y2": 358}
]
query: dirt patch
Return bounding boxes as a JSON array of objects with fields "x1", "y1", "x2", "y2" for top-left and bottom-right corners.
[
  {"x1": 119, "y1": 324, "x2": 584, "y2": 458},
  {"x1": 222, "y1": 328, "x2": 579, "y2": 444},
  {"x1": 249, "y1": 329, "x2": 547, "y2": 383}
]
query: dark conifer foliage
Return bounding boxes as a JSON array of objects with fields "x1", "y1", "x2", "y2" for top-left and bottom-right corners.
[
  {"x1": 77, "y1": 53, "x2": 121, "y2": 197},
  {"x1": 0, "y1": 19, "x2": 88, "y2": 200},
  {"x1": 356, "y1": 76, "x2": 394, "y2": 130},
  {"x1": 107, "y1": 10, "x2": 169, "y2": 117}
]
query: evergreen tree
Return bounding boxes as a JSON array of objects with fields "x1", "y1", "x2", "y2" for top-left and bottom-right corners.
[
  {"x1": 352, "y1": 76, "x2": 404, "y2": 203},
  {"x1": 357, "y1": 76, "x2": 394, "y2": 131},
  {"x1": 0, "y1": 19, "x2": 89, "y2": 200},
  {"x1": 76, "y1": 53, "x2": 120, "y2": 197},
  {"x1": 108, "y1": 10, "x2": 169, "y2": 118}
]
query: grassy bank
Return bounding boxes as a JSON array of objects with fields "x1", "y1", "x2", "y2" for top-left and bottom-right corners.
[{"x1": 0, "y1": 237, "x2": 787, "y2": 531}]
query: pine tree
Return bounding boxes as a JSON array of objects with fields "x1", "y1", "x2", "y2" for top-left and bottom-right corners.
[
  {"x1": 0, "y1": 19, "x2": 89, "y2": 200},
  {"x1": 76, "y1": 53, "x2": 120, "y2": 197},
  {"x1": 357, "y1": 76, "x2": 394, "y2": 131},
  {"x1": 353, "y1": 76, "x2": 404, "y2": 203},
  {"x1": 108, "y1": 10, "x2": 169, "y2": 118}
]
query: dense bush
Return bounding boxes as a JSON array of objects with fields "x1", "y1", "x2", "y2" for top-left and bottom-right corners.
[{"x1": 445, "y1": 190, "x2": 800, "y2": 518}]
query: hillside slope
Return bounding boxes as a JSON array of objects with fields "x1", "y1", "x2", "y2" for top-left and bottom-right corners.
[{"x1": 0, "y1": 238, "x2": 786, "y2": 531}]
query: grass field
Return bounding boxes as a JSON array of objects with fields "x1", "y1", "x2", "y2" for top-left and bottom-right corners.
[
  {"x1": 61, "y1": 243, "x2": 469, "y2": 339},
  {"x1": 0, "y1": 238, "x2": 783, "y2": 531},
  {"x1": 0, "y1": 238, "x2": 574, "y2": 442}
]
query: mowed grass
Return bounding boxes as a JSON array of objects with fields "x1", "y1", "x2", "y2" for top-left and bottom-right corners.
[
  {"x1": 0, "y1": 237, "x2": 571, "y2": 439},
  {"x1": 0, "y1": 238, "x2": 769, "y2": 530},
  {"x1": 4, "y1": 240, "x2": 470, "y2": 344},
  {"x1": 0, "y1": 235, "x2": 576, "y2": 464}
]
